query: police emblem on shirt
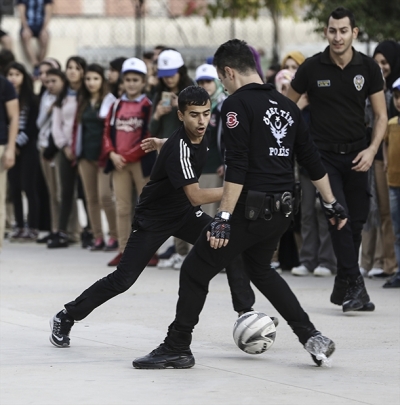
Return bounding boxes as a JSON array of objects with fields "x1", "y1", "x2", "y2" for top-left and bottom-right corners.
[
  {"x1": 263, "y1": 107, "x2": 294, "y2": 156},
  {"x1": 226, "y1": 112, "x2": 239, "y2": 129},
  {"x1": 353, "y1": 75, "x2": 365, "y2": 91}
]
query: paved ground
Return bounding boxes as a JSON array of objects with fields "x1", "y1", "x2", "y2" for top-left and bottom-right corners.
[{"x1": 1, "y1": 241, "x2": 399, "y2": 405}]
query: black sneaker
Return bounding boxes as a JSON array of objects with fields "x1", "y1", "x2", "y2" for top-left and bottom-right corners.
[
  {"x1": 132, "y1": 343, "x2": 195, "y2": 369},
  {"x1": 49, "y1": 310, "x2": 74, "y2": 348},
  {"x1": 304, "y1": 332, "x2": 335, "y2": 367},
  {"x1": 382, "y1": 274, "x2": 400, "y2": 288},
  {"x1": 342, "y1": 275, "x2": 370, "y2": 312},
  {"x1": 47, "y1": 232, "x2": 69, "y2": 248},
  {"x1": 80, "y1": 228, "x2": 93, "y2": 249}
]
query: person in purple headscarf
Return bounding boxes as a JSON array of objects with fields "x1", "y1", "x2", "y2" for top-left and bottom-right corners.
[{"x1": 248, "y1": 45, "x2": 264, "y2": 82}]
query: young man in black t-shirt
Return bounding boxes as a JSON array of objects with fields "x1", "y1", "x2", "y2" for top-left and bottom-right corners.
[
  {"x1": 49, "y1": 86, "x2": 255, "y2": 348},
  {"x1": 287, "y1": 7, "x2": 387, "y2": 313}
]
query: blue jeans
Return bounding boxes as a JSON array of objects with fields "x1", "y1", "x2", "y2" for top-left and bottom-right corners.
[{"x1": 389, "y1": 187, "x2": 400, "y2": 275}]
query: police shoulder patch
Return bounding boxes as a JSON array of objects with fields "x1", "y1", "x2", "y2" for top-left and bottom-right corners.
[{"x1": 226, "y1": 112, "x2": 239, "y2": 129}]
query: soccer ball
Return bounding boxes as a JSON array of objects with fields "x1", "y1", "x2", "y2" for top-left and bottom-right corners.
[{"x1": 233, "y1": 311, "x2": 276, "y2": 355}]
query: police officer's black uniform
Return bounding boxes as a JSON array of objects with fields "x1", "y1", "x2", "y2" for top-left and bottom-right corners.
[
  {"x1": 291, "y1": 47, "x2": 384, "y2": 303},
  {"x1": 161, "y1": 83, "x2": 330, "y2": 349},
  {"x1": 63, "y1": 126, "x2": 255, "y2": 321}
]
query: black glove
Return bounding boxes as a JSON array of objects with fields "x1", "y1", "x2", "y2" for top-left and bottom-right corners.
[
  {"x1": 322, "y1": 199, "x2": 347, "y2": 223},
  {"x1": 209, "y1": 212, "x2": 231, "y2": 240}
]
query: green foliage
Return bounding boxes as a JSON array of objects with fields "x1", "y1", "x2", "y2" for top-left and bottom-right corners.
[
  {"x1": 205, "y1": 0, "x2": 263, "y2": 24},
  {"x1": 305, "y1": 0, "x2": 400, "y2": 42},
  {"x1": 204, "y1": 0, "x2": 306, "y2": 24}
]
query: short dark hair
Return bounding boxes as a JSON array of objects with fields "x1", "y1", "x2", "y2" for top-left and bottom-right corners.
[
  {"x1": 328, "y1": 7, "x2": 356, "y2": 30},
  {"x1": 178, "y1": 85, "x2": 210, "y2": 113},
  {"x1": 109, "y1": 57, "x2": 126, "y2": 72},
  {"x1": 46, "y1": 68, "x2": 66, "y2": 81},
  {"x1": 213, "y1": 39, "x2": 257, "y2": 77}
]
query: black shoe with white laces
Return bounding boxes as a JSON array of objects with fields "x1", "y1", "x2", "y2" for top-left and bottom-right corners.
[
  {"x1": 132, "y1": 343, "x2": 195, "y2": 369},
  {"x1": 49, "y1": 310, "x2": 74, "y2": 347}
]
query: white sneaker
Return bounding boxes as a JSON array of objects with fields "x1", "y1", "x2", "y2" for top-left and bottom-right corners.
[
  {"x1": 368, "y1": 268, "x2": 384, "y2": 278},
  {"x1": 313, "y1": 266, "x2": 333, "y2": 277},
  {"x1": 291, "y1": 264, "x2": 310, "y2": 276},
  {"x1": 173, "y1": 254, "x2": 186, "y2": 270},
  {"x1": 157, "y1": 254, "x2": 179, "y2": 269},
  {"x1": 359, "y1": 267, "x2": 368, "y2": 277}
]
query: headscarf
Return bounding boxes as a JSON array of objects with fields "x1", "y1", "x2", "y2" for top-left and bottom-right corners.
[
  {"x1": 248, "y1": 45, "x2": 264, "y2": 82},
  {"x1": 210, "y1": 79, "x2": 226, "y2": 110},
  {"x1": 281, "y1": 51, "x2": 305, "y2": 70},
  {"x1": 373, "y1": 40, "x2": 400, "y2": 89}
]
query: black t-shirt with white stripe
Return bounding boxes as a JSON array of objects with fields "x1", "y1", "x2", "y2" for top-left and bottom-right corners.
[{"x1": 135, "y1": 125, "x2": 208, "y2": 227}]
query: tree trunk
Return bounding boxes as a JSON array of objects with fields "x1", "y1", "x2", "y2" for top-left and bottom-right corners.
[{"x1": 271, "y1": 9, "x2": 280, "y2": 64}]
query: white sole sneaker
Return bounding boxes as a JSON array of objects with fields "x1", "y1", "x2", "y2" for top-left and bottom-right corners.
[
  {"x1": 313, "y1": 266, "x2": 333, "y2": 277},
  {"x1": 291, "y1": 265, "x2": 310, "y2": 276}
]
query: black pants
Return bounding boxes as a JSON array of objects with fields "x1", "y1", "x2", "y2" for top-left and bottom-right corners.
[
  {"x1": 165, "y1": 203, "x2": 317, "y2": 348},
  {"x1": 7, "y1": 142, "x2": 39, "y2": 229},
  {"x1": 65, "y1": 208, "x2": 255, "y2": 320},
  {"x1": 58, "y1": 150, "x2": 78, "y2": 232},
  {"x1": 320, "y1": 150, "x2": 370, "y2": 281}
]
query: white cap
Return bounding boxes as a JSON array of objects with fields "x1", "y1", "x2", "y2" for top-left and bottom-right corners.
[
  {"x1": 121, "y1": 57, "x2": 147, "y2": 75},
  {"x1": 195, "y1": 64, "x2": 218, "y2": 81},
  {"x1": 157, "y1": 50, "x2": 184, "y2": 78},
  {"x1": 392, "y1": 77, "x2": 400, "y2": 91}
]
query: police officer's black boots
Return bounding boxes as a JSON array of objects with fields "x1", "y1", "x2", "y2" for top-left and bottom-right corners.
[
  {"x1": 330, "y1": 277, "x2": 348, "y2": 305},
  {"x1": 331, "y1": 276, "x2": 375, "y2": 312},
  {"x1": 342, "y1": 275, "x2": 370, "y2": 313}
]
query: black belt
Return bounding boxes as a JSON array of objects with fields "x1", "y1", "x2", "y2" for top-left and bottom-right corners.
[
  {"x1": 316, "y1": 138, "x2": 367, "y2": 154},
  {"x1": 239, "y1": 191, "x2": 293, "y2": 221}
]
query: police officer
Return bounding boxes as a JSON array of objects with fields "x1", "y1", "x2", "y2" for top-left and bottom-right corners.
[
  {"x1": 48, "y1": 86, "x2": 255, "y2": 348},
  {"x1": 133, "y1": 39, "x2": 347, "y2": 369},
  {"x1": 287, "y1": 7, "x2": 387, "y2": 312}
]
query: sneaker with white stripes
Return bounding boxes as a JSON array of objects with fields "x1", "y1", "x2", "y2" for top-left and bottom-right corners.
[{"x1": 49, "y1": 310, "x2": 74, "y2": 348}]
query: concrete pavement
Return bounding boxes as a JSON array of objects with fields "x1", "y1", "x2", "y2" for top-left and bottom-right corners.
[{"x1": 1, "y1": 241, "x2": 399, "y2": 405}]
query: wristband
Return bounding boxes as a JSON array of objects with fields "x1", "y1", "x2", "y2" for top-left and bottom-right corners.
[
  {"x1": 322, "y1": 199, "x2": 336, "y2": 209},
  {"x1": 216, "y1": 211, "x2": 231, "y2": 221}
]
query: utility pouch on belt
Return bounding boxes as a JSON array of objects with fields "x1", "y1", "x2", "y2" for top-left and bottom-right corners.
[{"x1": 245, "y1": 190, "x2": 267, "y2": 221}]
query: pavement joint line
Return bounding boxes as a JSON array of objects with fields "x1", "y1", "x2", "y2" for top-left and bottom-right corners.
[{"x1": 190, "y1": 364, "x2": 377, "y2": 405}]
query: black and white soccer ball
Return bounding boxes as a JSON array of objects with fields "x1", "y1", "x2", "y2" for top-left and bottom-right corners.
[{"x1": 233, "y1": 311, "x2": 276, "y2": 355}]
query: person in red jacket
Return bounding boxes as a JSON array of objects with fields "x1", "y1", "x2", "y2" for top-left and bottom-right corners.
[{"x1": 102, "y1": 57, "x2": 156, "y2": 266}]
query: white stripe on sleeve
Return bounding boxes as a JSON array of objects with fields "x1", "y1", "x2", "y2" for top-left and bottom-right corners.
[{"x1": 180, "y1": 139, "x2": 195, "y2": 180}]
